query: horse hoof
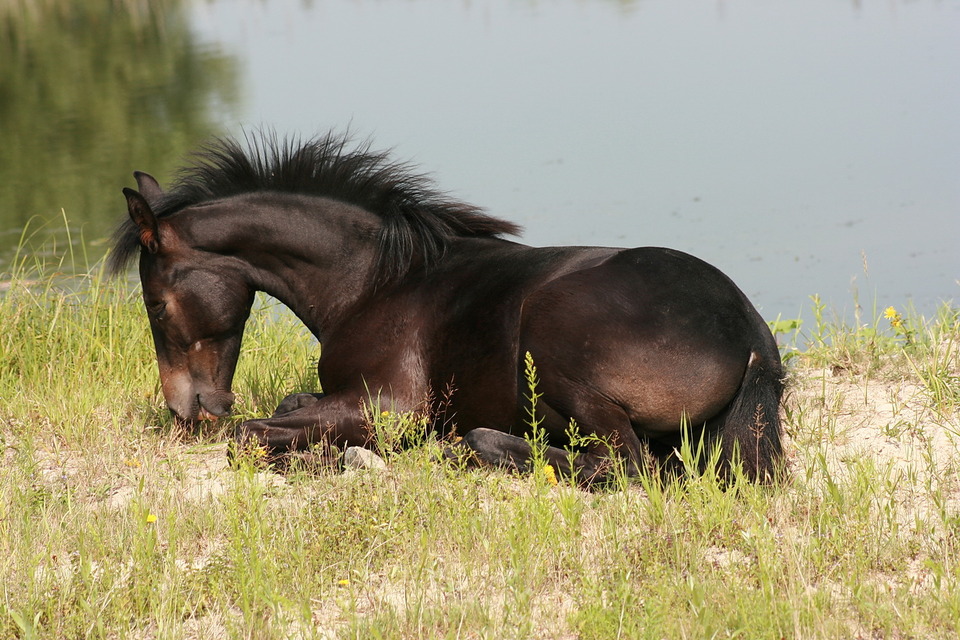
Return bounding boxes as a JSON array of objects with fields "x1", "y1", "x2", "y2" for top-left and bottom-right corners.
[
  {"x1": 228, "y1": 423, "x2": 278, "y2": 465},
  {"x1": 462, "y1": 428, "x2": 532, "y2": 473}
]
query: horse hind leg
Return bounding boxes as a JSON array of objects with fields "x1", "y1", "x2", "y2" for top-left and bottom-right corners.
[
  {"x1": 453, "y1": 428, "x2": 567, "y2": 473},
  {"x1": 452, "y1": 428, "x2": 613, "y2": 486},
  {"x1": 454, "y1": 389, "x2": 646, "y2": 488},
  {"x1": 533, "y1": 369, "x2": 648, "y2": 485}
]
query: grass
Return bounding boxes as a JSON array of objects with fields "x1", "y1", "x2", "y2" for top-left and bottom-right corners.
[{"x1": 1, "y1": 252, "x2": 959, "y2": 639}]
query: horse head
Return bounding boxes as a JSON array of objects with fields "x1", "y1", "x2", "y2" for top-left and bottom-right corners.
[{"x1": 123, "y1": 178, "x2": 254, "y2": 424}]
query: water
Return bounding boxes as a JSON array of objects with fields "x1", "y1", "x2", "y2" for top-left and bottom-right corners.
[{"x1": 2, "y1": 0, "x2": 958, "y2": 320}]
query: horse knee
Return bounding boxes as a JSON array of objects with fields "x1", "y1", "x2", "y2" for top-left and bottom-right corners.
[{"x1": 272, "y1": 392, "x2": 325, "y2": 417}]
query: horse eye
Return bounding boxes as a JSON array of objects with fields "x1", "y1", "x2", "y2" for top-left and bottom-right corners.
[{"x1": 148, "y1": 302, "x2": 168, "y2": 320}]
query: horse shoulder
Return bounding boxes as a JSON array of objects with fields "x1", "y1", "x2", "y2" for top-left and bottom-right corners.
[{"x1": 316, "y1": 292, "x2": 433, "y2": 405}]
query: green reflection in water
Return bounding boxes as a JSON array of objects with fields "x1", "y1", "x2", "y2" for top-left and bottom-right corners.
[{"x1": 0, "y1": 0, "x2": 239, "y2": 270}]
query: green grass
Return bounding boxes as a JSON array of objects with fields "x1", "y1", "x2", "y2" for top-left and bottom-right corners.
[{"x1": 1, "y1": 254, "x2": 958, "y2": 639}]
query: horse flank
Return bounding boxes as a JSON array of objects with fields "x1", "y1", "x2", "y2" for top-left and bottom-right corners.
[{"x1": 109, "y1": 131, "x2": 521, "y2": 285}]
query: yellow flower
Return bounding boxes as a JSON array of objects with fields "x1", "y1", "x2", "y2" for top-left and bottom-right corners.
[
  {"x1": 145, "y1": 513, "x2": 157, "y2": 524},
  {"x1": 542, "y1": 464, "x2": 558, "y2": 486},
  {"x1": 884, "y1": 306, "x2": 903, "y2": 328},
  {"x1": 380, "y1": 410, "x2": 390, "y2": 417},
  {"x1": 338, "y1": 579, "x2": 350, "y2": 586}
]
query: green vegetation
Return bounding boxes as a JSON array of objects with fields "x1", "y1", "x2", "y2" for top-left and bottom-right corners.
[
  {"x1": 1, "y1": 251, "x2": 958, "y2": 639},
  {"x1": 0, "y1": 0, "x2": 239, "y2": 265}
]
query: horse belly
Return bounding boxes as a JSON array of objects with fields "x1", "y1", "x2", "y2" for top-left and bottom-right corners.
[{"x1": 601, "y1": 346, "x2": 745, "y2": 432}]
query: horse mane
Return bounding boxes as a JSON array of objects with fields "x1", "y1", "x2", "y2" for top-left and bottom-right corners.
[{"x1": 108, "y1": 131, "x2": 522, "y2": 284}]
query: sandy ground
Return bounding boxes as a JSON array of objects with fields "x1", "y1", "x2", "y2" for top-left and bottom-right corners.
[
  {"x1": 22, "y1": 364, "x2": 960, "y2": 639},
  {"x1": 786, "y1": 367, "x2": 959, "y2": 505}
]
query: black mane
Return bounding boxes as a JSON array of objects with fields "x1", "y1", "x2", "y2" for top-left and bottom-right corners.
[{"x1": 109, "y1": 131, "x2": 521, "y2": 283}]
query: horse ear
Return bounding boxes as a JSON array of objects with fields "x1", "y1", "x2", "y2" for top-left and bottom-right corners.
[
  {"x1": 123, "y1": 187, "x2": 160, "y2": 254},
  {"x1": 133, "y1": 171, "x2": 164, "y2": 204}
]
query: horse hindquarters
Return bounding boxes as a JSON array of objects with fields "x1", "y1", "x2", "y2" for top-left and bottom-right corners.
[{"x1": 516, "y1": 247, "x2": 784, "y2": 483}]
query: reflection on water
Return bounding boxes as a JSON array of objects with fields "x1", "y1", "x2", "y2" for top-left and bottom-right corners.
[
  {"x1": 1, "y1": 0, "x2": 957, "y2": 318},
  {"x1": 0, "y1": 0, "x2": 239, "y2": 266}
]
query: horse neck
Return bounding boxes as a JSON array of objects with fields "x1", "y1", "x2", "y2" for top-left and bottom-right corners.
[
  {"x1": 253, "y1": 253, "x2": 376, "y2": 342},
  {"x1": 184, "y1": 194, "x2": 381, "y2": 340}
]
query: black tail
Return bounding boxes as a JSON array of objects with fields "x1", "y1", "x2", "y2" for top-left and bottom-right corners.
[{"x1": 715, "y1": 350, "x2": 785, "y2": 482}]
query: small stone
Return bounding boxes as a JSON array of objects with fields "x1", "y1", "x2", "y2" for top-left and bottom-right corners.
[{"x1": 343, "y1": 447, "x2": 386, "y2": 470}]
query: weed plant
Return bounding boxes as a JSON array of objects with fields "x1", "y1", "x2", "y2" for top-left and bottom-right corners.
[{"x1": 1, "y1": 249, "x2": 958, "y2": 638}]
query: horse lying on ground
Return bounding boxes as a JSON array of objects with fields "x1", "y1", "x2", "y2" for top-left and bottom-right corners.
[{"x1": 110, "y1": 132, "x2": 784, "y2": 484}]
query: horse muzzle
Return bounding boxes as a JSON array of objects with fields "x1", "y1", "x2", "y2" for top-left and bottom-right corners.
[{"x1": 164, "y1": 384, "x2": 236, "y2": 423}]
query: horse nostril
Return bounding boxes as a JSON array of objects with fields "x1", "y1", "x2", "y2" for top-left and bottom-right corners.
[
  {"x1": 219, "y1": 392, "x2": 236, "y2": 414},
  {"x1": 198, "y1": 391, "x2": 235, "y2": 419}
]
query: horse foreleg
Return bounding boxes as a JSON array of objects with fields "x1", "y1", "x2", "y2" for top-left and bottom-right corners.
[{"x1": 234, "y1": 394, "x2": 370, "y2": 456}]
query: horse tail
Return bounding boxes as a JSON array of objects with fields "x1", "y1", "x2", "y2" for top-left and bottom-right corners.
[{"x1": 715, "y1": 349, "x2": 785, "y2": 483}]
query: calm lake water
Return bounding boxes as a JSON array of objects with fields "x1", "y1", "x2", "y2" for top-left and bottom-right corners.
[{"x1": 2, "y1": 0, "x2": 958, "y2": 321}]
